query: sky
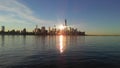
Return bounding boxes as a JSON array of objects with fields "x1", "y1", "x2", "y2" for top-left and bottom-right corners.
[{"x1": 0, "y1": 0, "x2": 120, "y2": 35}]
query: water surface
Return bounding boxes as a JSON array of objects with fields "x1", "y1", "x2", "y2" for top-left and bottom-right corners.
[{"x1": 0, "y1": 35, "x2": 120, "y2": 68}]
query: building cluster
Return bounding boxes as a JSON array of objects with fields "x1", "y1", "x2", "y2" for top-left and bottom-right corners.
[
  {"x1": 0, "y1": 19, "x2": 85, "y2": 36},
  {"x1": 0, "y1": 26, "x2": 32, "y2": 35}
]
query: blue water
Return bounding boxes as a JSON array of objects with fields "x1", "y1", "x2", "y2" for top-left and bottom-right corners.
[{"x1": 0, "y1": 35, "x2": 120, "y2": 68}]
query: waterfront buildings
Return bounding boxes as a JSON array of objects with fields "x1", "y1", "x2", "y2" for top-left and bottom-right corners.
[
  {"x1": 1, "y1": 26, "x2": 5, "y2": 32},
  {"x1": 0, "y1": 19, "x2": 85, "y2": 36}
]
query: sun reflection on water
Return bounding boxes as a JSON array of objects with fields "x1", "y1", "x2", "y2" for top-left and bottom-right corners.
[
  {"x1": 59, "y1": 35, "x2": 66, "y2": 54},
  {"x1": 59, "y1": 35, "x2": 63, "y2": 53}
]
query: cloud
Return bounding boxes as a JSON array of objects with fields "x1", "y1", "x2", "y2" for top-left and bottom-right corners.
[
  {"x1": 0, "y1": 15, "x2": 29, "y2": 24},
  {"x1": 0, "y1": 0, "x2": 53, "y2": 27}
]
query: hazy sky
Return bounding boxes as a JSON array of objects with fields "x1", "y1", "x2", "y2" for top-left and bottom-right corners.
[{"x1": 0, "y1": 0, "x2": 120, "y2": 35}]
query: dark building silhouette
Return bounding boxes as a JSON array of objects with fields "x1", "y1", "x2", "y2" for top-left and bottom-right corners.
[
  {"x1": 34, "y1": 25, "x2": 41, "y2": 35},
  {"x1": 0, "y1": 19, "x2": 85, "y2": 36},
  {"x1": 65, "y1": 19, "x2": 67, "y2": 26},
  {"x1": 21, "y1": 28, "x2": 27, "y2": 35},
  {"x1": 41, "y1": 26, "x2": 47, "y2": 35},
  {"x1": 1, "y1": 26, "x2": 5, "y2": 32}
]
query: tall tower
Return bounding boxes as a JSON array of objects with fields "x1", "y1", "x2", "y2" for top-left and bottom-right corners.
[
  {"x1": 65, "y1": 19, "x2": 67, "y2": 26},
  {"x1": 1, "y1": 26, "x2": 5, "y2": 32},
  {"x1": 34, "y1": 25, "x2": 38, "y2": 34}
]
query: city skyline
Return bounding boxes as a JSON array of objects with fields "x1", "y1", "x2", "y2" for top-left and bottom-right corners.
[
  {"x1": 0, "y1": 0, "x2": 120, "y2": 35},
  {"x1": 0, "y1": 19, "x2": 85, "y2": 36}
]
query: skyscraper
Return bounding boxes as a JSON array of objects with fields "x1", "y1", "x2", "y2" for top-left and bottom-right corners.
[
  {"x1": 1, "y1": 26, "x2": 5, "y2": 32},
  {"x1": 65, "y1": 19, "x2": 67, "y2": 26}
]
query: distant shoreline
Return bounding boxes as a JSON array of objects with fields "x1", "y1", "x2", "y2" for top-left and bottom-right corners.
[
  {"x1": 0, "y1": 34, "x2": 120, "y2": 36},
  {"x1": 86, "y1": 35, "x2": 120, "y2": 36}
]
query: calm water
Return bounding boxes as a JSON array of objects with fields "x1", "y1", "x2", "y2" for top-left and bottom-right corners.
[{"x1": 0, "y1": 35, "x2": 120, "y2": 68}]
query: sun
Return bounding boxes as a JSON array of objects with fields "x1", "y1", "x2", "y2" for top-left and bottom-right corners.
[{"x1": 59, "y1": 25, "x2": 64, "y2": 30}]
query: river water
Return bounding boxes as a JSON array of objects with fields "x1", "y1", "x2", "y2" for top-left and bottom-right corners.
[{"x1": 0, "y1": 35, "x2": 120, "y2": 68}]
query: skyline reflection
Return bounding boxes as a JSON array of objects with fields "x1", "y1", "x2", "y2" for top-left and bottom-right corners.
[{"x1": 1, "y1": 35, "x2": 5, "y2": 47}]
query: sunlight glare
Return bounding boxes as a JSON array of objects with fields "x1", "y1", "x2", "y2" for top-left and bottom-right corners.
[
  {"x1": 59, "y1": 25, "x2": 64, "y2": 30},
  {"x1": 59, "y1": 35, "x2": 63, "y2": 53}
]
